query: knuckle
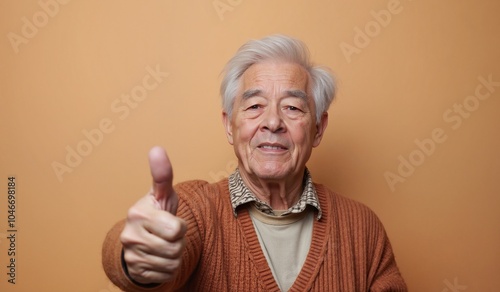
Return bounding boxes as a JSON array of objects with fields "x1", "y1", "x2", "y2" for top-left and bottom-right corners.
[
  {"x1": 120, "y1": 230, "x2": 135, "y2": 246},
  {"x1": 137, "y1": 269, "x2": 153, "y2": 280},
  {"x1": 131, "y1": 269, "x2": 151, "y2": 283},
  {"x1": 168, "y1": 218, "x2": 182, "y2": 233},
  {"x1": 122, "y1": 250, "x2": 141, "y2": 268},
  {"x1": 165, "y1": 258, "x2": 182, "y2": 272},
  {"x1": 128, "y1": 260, "x2": 179, "y2": 284},
  {"x1": 120, "y1": 225, "x2": 143, "y2": 247},
  {"x1": 127, "y1": 204, "x2": 147, "y2": 221},
  {"x1": 126, "y1": 195, "x2": 156, "y2": 221},
  {"x1": 168, "y1": 217, "x2": 187, "y2": 236},
  {"x1": 169, "y1": 239, "x2": 185, "y2": 258}
]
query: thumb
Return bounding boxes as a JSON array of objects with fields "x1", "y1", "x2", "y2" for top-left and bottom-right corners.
[{"x1": 148, "y1": 146, "x2": 177, "y2": 214}]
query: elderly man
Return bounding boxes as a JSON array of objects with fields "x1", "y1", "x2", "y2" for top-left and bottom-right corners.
[{"x1": 102, "y1": 35, "x2": 407, "y2": 291}]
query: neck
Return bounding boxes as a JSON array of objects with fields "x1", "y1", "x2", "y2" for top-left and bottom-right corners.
[{"x1": 239, "y1": 169, "x2": 305, "y2": 210}]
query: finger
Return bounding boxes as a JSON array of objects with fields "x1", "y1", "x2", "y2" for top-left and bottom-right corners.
[
  {"x1": 124, "y1": 252, "x2": 181, "y2": 284},
  {"x1": 129, "y1": 270, "x2": 177, "y2": 285},
  {"x1": 148, "y1": 146, "x2": 174, "y2": 203},
  {"x1": 122, "y1": 223, "x2": 185, "y2": 260},
  {"x1": 143, "y1": 210, "x2": 187, "y2": 242},
  {"x1": 134, "y1": 234, "x2": 186, "y2": 259}
]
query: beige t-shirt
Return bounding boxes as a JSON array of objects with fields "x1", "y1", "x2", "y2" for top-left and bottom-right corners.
[{"x1": 249, "y1": 204, "x2": 314, "y2": 291}]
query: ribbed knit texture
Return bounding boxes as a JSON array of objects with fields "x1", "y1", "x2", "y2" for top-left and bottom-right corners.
[{"x1": 102, "y1": 179, "x2": 407, "y2": 292}]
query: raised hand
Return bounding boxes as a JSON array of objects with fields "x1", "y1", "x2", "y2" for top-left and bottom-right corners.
[{"x1": 120, "y1": 146, "x2": 187, "y2": 284}]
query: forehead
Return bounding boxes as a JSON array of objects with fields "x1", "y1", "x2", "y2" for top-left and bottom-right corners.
[{"x1": 240, "y1": 61, "x2": 309, "y2": 91}]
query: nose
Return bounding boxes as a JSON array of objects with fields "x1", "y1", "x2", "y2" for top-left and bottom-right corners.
[{"x1": 261, "y1": 106, "x2": 285, "y2": 133}]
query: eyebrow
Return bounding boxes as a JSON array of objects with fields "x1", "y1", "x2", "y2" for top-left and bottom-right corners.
[
  {"x1": 241, "y1": 89, "x2": 308, "y2": 100},
  {"x1": 242, "y1": 89, "x2": 262, "y2": 99},
  {"x1": 286, "y1": 89, "x2": 308, "y2": 100}
]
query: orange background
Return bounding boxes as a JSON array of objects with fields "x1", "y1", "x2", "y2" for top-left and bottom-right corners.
[{"x1": 1, "y1": 1, "x2": 499, "y2": 291}]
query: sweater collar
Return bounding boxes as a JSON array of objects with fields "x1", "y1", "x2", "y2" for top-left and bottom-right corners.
[{"x1": 228, "y1": 168, "x2": 322, "y2": 220}]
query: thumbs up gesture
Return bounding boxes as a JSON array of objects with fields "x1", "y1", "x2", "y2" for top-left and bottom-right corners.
[{"x1": 120, "y1": 147, "x2": 187, "y2": 284}]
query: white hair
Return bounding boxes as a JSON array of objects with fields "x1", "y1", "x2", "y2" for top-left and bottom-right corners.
[{"x1": 220, "y1": 34, "x2": 336, "y2": 124}]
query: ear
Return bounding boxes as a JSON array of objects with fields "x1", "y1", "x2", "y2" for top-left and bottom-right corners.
[
  {"x1": 222, "y1": 111, "x2": 234, "y2": 145},
  {"x1": 312, "y1": 112, "x2": 328, "y2": 147}
]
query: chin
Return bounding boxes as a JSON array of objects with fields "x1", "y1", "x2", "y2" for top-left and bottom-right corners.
[{"x1": 251, "y1": 164, "x2": 293, "y2": 181}]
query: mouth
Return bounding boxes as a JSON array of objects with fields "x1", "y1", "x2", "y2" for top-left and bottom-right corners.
[{"x1": 257, "y1": 143, "x2": 288, "y2": 151}]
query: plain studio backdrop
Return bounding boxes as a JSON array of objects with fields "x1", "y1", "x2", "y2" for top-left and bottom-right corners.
[{"x1": 1, "y1": 1, "x2": 499, "y2": 291}]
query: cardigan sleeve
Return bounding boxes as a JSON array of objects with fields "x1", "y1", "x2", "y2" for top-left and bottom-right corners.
[
  {"x1": 368, "y1": 232, "x2": 407, "y2": 291},
  {"x1": 366, "y1": 212, "x2": 408, "y2": 291},
  {"x1": 101, "y1": 182, "x2": 208, "y2": 292}
]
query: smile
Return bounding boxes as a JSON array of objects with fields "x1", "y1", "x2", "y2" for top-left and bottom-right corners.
[{"x1": 257, "y1": 144, "x2": 288, "y2": 150}]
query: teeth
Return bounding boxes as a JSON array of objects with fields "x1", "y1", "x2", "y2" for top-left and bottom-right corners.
[{"x1": 261, "y1": 145, "x2": 282, "y2": 150}]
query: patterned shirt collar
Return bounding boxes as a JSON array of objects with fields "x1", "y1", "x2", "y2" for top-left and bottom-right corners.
[{"x1": 228, "y1": 168, "x2": 322, "y2": 220}]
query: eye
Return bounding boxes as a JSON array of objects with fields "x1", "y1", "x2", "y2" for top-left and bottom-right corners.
[
  {"x1": 285, "y1": 106, "x2": 303, "y2": 112},
  {"x1": 246, "y1": 104, "x2": 261, "y2": 110}
]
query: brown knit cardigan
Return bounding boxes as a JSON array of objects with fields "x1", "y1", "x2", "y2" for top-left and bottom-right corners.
[{"x1": 102, "y1": 179, "x2": 407, "y2": 291}]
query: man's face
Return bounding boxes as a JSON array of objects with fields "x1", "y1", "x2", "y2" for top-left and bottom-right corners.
[{"x1": 223, "y1": 61, "x2": 328, "y2": 182}]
